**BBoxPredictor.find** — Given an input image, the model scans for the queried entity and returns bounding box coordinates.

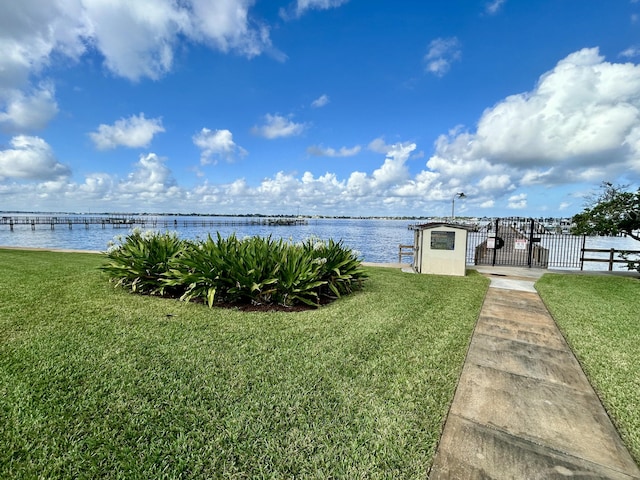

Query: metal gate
[467,218,585,269]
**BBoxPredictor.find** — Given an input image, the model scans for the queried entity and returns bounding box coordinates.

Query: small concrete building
[412,223,468,276]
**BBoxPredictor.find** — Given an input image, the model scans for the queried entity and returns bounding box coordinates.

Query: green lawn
[0,249,488,479]
[537,273,640,464]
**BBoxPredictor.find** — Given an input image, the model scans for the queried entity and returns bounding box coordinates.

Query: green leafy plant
[272,244,326,307]
[102,232,368,308]
[100,229,186,295]
[304,237,368,298]
[572,182,640,272]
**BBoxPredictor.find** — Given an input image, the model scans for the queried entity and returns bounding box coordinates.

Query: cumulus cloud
[0,141,419,214]
[0,0,88,92]
[78,173,116,198]
[311,94,330,108]
[0,135,70,180]
[251,114,307,139]
[7,47,640,215]
[0,83,59,132]
[0,1,83,130]
[422,47,640,205]
[0,0,277,85]
[306,144,360,157]
[83,0,281,80]
[193,128,248,165]
[122,153,175,190]
[117,153,181,205]
[424,37,461,77]
[89,114,165,150]
[371,142,414,187]
[508,193,527,209]
[81,0,184,81]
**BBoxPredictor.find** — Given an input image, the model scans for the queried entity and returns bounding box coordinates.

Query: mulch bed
[214,296,336,312]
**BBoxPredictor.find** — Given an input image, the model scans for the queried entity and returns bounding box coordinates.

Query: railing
[398,244,414,263]
[467,228,586,269]
[580,248,640,271]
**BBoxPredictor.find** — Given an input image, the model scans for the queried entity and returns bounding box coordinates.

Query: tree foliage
[571,183,640,272]
[571,183,640,241]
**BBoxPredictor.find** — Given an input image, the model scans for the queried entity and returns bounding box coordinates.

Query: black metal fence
[466,218,585,269]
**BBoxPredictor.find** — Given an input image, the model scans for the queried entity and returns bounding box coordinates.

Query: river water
[0,214,638,270]
[0,215,414,264]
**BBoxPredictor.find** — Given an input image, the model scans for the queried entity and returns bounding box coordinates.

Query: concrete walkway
[429,267,640,479]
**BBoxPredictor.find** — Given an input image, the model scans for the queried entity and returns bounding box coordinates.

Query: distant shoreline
[0,211,436,221]
[1,211,580,224]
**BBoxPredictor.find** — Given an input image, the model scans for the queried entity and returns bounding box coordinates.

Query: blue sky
[1,0,640,217]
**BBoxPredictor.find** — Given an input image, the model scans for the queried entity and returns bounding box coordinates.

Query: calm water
[1,214,638,269]
[0,215,415,264]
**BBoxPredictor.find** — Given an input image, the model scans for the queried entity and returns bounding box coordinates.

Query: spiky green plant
[102,232,367,308]
[100,229,186,295]
[304,237,368,298]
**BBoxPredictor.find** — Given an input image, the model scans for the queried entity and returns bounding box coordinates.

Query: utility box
[412,223,468,276]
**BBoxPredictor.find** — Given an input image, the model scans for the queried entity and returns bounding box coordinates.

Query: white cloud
[0,83,59,132]
[251,114,307,139]
[0,1,84,131]
[508,193,527,209]
[78,173,116,198]
[9,44,640,216]
[477,174,513,191]
[118,153,180,201]
[0,141,423,214]
[620,46,640,58]
[64,153,182,208]
[0,0,276,85]
[367,137,393,154]
[371,142,414,187]
[281,0,349,19]
[0,135,70,180]
[82,0,279,80]
[0,0,88,92]
[311,94,330,108]
[80,0,184,81]
[89,114,165,150]
[193,128,248,165]
[184,0,271,57]
[485,0,506,15]
[307,144,361,157]
[423,47,640,203]
[424,37,461,77]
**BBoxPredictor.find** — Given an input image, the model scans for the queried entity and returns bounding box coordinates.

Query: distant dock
[0,216,307,231]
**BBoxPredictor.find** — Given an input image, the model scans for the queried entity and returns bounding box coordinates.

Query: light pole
[451,192,466,221]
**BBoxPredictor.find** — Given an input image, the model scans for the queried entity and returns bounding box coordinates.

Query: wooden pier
[0,216,307,231]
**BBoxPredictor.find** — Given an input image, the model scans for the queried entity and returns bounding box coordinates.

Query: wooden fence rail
[580,248,640,271]
[398,244,414,263]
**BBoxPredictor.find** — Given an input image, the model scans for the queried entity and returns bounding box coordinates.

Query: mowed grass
[536,273,640,464]
[0,249,489,479]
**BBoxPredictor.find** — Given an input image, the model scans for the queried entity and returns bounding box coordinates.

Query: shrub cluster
[100,230,368,308]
